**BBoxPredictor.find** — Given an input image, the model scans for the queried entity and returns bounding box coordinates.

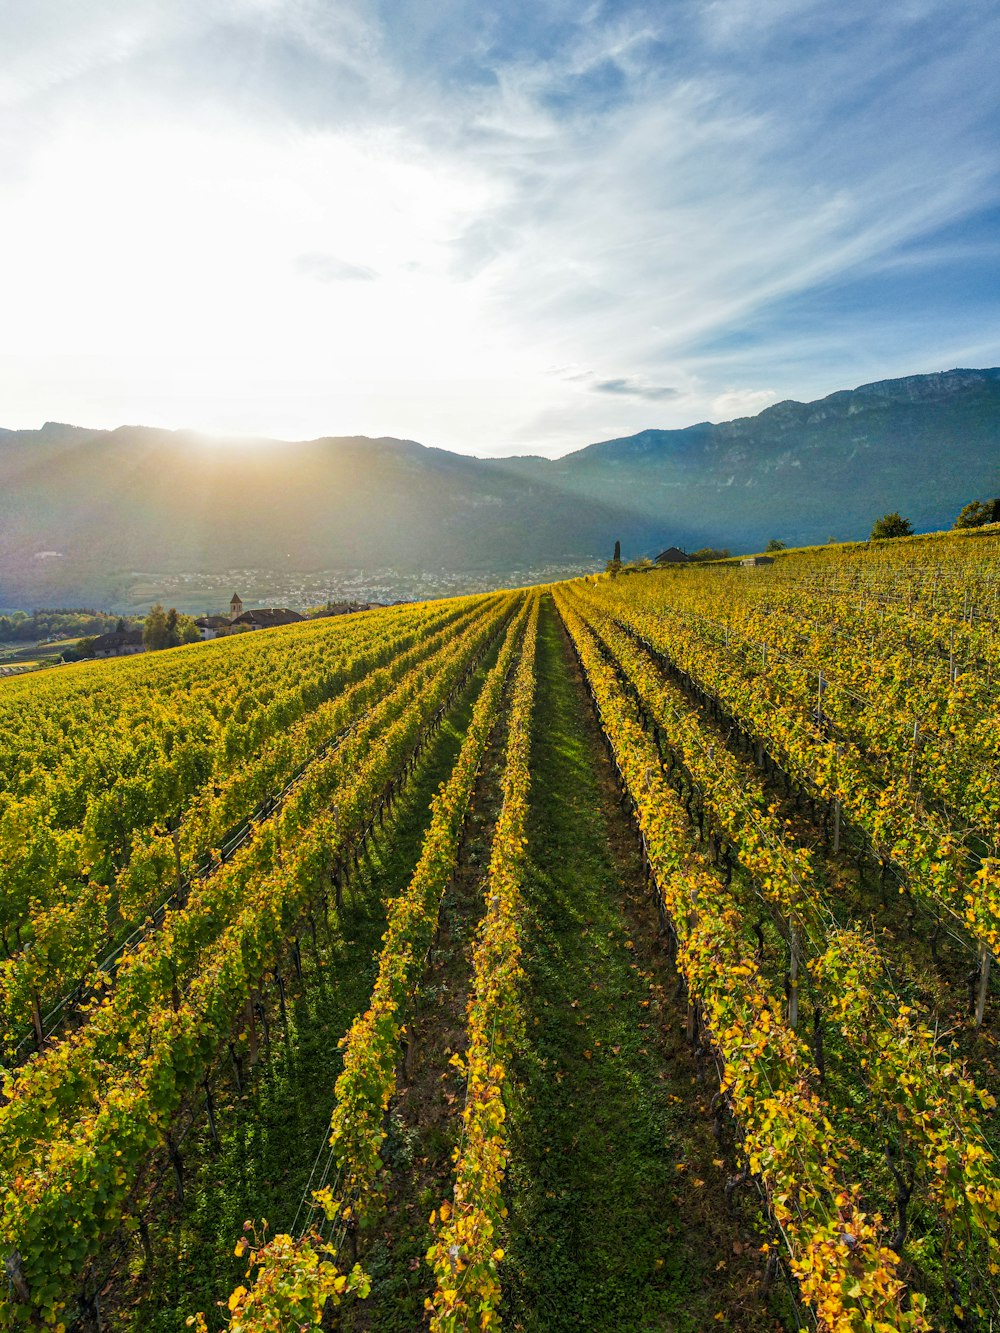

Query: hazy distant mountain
[1,368,998,607]
[498,366,1000,550]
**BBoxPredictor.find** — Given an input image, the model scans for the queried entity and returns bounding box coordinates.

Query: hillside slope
[516,366,1000,547]
[1,368,997,604]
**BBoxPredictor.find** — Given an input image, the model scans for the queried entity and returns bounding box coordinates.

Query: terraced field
[2,528,998,1331]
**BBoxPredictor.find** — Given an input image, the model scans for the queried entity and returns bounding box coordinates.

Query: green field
[0,637,80,673]
[0,533,997,1331]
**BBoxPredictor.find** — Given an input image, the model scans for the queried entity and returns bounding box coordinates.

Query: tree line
[870,495,1000,539]
[0,609,132,644]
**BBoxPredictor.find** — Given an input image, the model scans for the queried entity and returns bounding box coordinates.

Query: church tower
[230,591,243,621]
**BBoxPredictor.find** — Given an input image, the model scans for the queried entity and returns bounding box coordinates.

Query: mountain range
[1,367,998,608]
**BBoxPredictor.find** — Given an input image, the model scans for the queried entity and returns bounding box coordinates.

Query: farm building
[91,630,146,658]
[230,607,305,631]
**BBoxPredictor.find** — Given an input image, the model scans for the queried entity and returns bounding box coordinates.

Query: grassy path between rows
[502,597,782,1332]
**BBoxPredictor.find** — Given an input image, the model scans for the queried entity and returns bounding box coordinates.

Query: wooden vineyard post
[229,1040,244,1093]
[4,1249,30,1305]
[137,1212,154,1268]
[975,945,992,1028]
[30,991,44,1051]
[166,1134,185,1204]
[204,1078,219,1150]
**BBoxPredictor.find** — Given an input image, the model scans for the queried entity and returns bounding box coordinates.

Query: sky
[1,0,999,458]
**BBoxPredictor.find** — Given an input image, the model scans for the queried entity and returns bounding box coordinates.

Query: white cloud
[0,1,998,455]
[0,3,204,108]
[295,253,377,281]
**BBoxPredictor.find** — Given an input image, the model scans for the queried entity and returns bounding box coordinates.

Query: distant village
[89,593,375,659]
[0,546,779,676]
[93,552,779,662]
[194,592,304,639]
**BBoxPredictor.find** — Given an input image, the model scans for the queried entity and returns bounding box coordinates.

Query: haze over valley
[2,367,997,610]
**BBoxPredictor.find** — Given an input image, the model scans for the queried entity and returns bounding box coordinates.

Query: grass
[0,636,79,661]
[0,637,81,676]
[502,597,781,1333]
